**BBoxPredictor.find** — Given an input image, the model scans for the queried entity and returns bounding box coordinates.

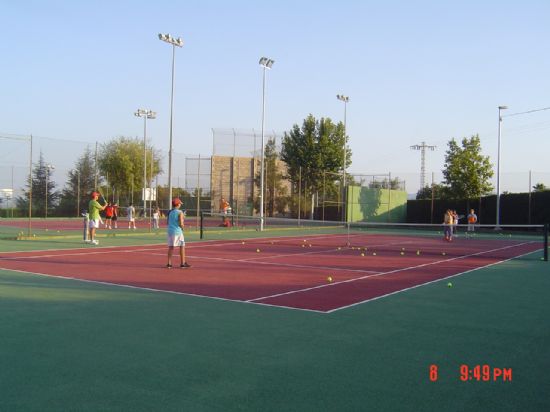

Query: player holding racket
[87,191,107,245]
[166,198,191,268]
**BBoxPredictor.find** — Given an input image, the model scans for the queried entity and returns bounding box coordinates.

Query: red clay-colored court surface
[0,233,542,313]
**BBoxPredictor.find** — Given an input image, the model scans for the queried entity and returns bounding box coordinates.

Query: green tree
[280,115,351,217]
[533,183,549,192]
[442,135,493,199]
[56,147,97,216]
[415,183,449,200]
[16,151,59,216]
[97,137,162,205]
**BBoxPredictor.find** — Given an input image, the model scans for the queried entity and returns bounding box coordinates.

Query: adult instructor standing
[87,191,107,245]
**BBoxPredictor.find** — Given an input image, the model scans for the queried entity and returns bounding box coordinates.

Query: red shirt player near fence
[219,197,231,227]
[104,203,114,229]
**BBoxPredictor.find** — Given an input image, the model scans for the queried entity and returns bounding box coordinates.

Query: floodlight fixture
[337,94,349,103]
[259,57,274,69]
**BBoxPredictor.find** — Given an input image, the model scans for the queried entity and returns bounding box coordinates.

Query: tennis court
[0,222,545,312]
[1,218,549,411]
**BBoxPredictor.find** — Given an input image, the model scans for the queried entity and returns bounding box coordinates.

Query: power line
[503,106,550,118]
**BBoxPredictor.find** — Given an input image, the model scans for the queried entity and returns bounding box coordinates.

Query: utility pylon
[410,142,436,189]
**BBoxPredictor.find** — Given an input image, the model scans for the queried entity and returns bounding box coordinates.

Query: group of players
[86,191,190,269]
[443,208,478,241]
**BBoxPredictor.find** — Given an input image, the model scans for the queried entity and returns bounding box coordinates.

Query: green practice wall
[347,186,407,223]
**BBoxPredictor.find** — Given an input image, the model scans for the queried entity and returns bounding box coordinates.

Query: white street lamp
[158,33,183,209]
[259,57,274,231]
[337,94,349,222]
[496,105,508,228]
[135,108,156,218]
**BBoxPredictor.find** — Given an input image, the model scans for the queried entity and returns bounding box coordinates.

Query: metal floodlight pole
[337,94,349,222]
[496,105,508,228]
[135,108,156,218]
[158,33,183,209]
[259,57,274,231]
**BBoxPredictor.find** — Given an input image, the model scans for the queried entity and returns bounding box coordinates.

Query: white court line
[0,246,165,260]
[170,254,382,275]
[0,243,165,255]
[246,241,536,303]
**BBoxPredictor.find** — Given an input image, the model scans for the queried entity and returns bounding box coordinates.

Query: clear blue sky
[1,0,549,194]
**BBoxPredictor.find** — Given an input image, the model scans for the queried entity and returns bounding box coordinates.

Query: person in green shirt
[88,191,107,245]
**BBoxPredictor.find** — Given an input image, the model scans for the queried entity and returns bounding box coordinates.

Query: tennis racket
[96,188,108,204]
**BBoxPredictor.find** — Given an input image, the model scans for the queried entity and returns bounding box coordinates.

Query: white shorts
[89,219,100,229]
[167,233,185,247]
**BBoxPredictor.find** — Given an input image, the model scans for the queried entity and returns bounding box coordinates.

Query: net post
[200,211,204,239]
[83,212,89,242]
[544,224,548,262]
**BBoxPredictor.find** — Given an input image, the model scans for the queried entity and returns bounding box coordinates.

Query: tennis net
[199,212,548,261]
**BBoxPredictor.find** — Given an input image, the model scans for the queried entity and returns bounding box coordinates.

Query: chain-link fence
[2,131,548,223]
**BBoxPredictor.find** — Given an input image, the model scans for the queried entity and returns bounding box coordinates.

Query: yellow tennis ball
[447,282,453,288]
[361,253,365,257]
[256,248,260,253]
[327,276,333,283]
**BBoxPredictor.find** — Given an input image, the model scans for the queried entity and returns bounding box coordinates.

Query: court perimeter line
[246,241,536,303]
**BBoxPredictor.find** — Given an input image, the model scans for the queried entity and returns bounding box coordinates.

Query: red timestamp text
[428,364,512,382]
[459,364,512,382]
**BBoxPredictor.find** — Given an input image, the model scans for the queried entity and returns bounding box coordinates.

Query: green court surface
[0,230,549,411]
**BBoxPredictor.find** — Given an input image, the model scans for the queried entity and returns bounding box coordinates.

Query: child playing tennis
[166,198,191,268]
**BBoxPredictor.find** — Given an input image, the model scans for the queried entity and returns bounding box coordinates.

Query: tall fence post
[544,223,548,262]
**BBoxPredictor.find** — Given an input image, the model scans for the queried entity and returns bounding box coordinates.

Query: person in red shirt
[111,203,119,229]
[219,197,231,227]
[104,202,114,229]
